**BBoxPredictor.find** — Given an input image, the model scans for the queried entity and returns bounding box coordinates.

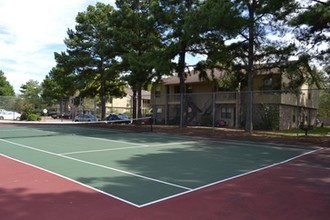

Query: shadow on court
[0,123,320,207]
[1,148,330,220]
[1,124,330,219]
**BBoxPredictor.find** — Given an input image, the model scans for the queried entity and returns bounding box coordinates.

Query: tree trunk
[137,84,142,119]
[178,50,187,128]
[132,89,137,120]
[245,2,255,133]
[100,68,106,120]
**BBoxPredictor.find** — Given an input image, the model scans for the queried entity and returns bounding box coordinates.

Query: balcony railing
[157,89,319,108]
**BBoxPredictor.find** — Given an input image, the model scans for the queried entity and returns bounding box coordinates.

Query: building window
[174,86,180,94]
[221,107,231,119]
[155,86,161,98]
[143,99,150,105]
[308,91,312,100]
[263,77,273,90]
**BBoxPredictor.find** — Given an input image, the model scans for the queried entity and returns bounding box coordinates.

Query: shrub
[199,115,213,126]
[26,113,41,121]
[20,111,41,121]
[260,104,279,130]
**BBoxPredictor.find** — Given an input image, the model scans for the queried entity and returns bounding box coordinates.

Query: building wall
[151,74,320,130]
[105,92,151,116]
[279,105,296,130]
[105,95,131,114]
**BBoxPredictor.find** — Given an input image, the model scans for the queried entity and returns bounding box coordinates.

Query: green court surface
[0,124,316,207]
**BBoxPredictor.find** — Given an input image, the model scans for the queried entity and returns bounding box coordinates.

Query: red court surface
[1,147,330,220]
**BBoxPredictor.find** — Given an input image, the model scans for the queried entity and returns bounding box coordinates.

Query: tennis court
[0,122,319,209]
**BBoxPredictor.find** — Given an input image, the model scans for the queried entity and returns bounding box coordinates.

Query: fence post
[212,92,216,128]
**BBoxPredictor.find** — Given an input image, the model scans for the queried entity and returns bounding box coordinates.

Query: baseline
[0,153,138,207]
[139,147,322,207]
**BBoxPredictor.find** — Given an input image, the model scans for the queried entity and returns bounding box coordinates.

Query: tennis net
[0,117,153,139]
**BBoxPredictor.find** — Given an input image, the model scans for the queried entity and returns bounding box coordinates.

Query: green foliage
[199,115,213,126]
[150,0,242,127]
[52,2,124,119]
[114,0,163,118]
[290,0,330,40]
[19,108,41,121]
[41,66,77,104]
[318,78,330,117]
[38,0,327,131]
[228,0,299,132]
[0,71,15,96]
[20,113,41,121]
[191,0,243,35]
[281,57,320,91]
[19,112,28,120]
[259,104,279,130]
[269,126,330,137]
[16,80,42,113]
[289,0,330,73]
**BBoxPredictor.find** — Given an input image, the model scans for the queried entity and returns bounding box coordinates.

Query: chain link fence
[1,88,326,130]
[0,95,151,121]
[150,89,324,130]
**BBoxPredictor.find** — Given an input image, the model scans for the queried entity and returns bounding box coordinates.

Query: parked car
[74,114,98,122]
[51,113,71,119]
[106,113,131,124]
[0,110,21,120]
[48,112,58,118]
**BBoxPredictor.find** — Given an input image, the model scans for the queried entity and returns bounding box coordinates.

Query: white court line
[138,147,323,207]
[1,137,321,208]
[86,136,147,146]
[61,141,196,156]
[0,153,140,207]
[0,139,192,193]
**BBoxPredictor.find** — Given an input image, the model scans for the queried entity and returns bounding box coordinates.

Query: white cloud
[0,0,115,94]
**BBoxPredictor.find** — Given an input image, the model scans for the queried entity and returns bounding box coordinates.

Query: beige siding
[151,70,320,130]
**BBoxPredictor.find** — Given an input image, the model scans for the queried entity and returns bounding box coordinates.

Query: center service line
[0,139,192,191]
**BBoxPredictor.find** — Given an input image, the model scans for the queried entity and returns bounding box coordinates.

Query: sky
[0,0,116,94]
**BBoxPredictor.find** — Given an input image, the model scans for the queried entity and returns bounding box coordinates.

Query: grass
[265,126,330,137]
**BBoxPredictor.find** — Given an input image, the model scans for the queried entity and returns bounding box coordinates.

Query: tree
[41,64,77,113]
[59,2,125,119]
[223,0,299,132]
[41,66,77,104]
[0,70,15,111]
[289,1,330,119]
[18,80,41,113]
[168,0,299,131]
[290,0,330,74]
[0,70,15,96]
[290,0,329,48]
[187,0,246,93]
[150,0,242,127]
[114,0,162,119]
[318,77,330,117]
[151,0,206,127]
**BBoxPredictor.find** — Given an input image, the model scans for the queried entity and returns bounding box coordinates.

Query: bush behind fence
[0,88,325,130]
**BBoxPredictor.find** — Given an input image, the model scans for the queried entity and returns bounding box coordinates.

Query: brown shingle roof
[162,69,225,85]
